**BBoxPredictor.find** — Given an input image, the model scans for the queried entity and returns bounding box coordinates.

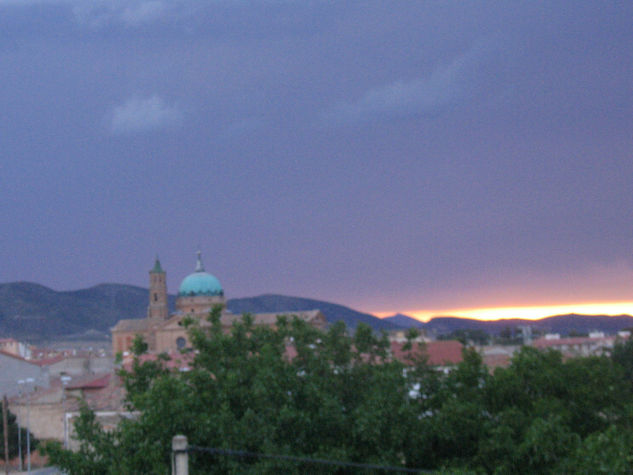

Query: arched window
[176,337,186,349]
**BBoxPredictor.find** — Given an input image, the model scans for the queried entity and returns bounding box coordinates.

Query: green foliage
[494,326,522,345]
[568,329,588,337]
[563,425,633,473]
[0,408,37,461]
[48,309,430,473]
[438,329,490,345]
[47,313,633,474]
[611,337,633,384]
[44,404,121,475]
[130,334,148,356]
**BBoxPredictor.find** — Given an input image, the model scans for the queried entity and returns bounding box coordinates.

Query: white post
[26,397,30,475]
[172,435,188,475]
[16,380,23,472]
[60,376,72,450]
[25,377,34,475]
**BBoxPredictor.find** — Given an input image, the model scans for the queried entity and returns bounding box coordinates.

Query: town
[1,0,631,473]
[2,253,632,472]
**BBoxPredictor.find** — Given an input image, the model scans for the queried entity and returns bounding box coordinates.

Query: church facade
[111,252,327,354]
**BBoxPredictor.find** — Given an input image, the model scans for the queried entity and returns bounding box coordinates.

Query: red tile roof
[390,340,463,366]
[482,353,512,370]
[67,374,111,390]
[30,354,66,366]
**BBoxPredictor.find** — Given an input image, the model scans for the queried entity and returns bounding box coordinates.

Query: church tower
[147,256,169,320]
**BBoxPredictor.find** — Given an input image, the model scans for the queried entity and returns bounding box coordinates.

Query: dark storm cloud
[1,1,632,312]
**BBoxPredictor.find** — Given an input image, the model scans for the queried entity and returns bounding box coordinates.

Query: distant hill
[0,282,399,341]
[423,316,507,335]
[524,314,633,335]
[1,281,631,342]
[0,282,177,341]
[227,294,401,331]
[383,313,426,329]
[421,314,633,336]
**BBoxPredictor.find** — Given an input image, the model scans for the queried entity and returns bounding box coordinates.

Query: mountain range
[404,314,633,337]
[0,282,399,341]
[0,282,632,342]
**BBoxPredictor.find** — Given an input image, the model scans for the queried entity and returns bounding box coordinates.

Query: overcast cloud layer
[1,1,632,314]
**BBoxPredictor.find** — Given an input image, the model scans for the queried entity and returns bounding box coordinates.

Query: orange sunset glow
[376,301,633,323]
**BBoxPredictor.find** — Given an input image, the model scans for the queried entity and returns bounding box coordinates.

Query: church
[111,252,327,354]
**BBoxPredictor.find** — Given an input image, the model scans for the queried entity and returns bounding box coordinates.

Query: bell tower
[147,256,168,320]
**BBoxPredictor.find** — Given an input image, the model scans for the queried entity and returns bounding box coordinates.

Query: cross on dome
[195,250,204,272]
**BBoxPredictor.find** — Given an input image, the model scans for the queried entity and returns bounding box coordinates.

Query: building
[0,338,32,359]
[112,252,327,354]
[389,340,464,372]
[40,351,114,378]
[531,332,629,358]
[387,329,430,343]
[0,351,49,397]
[10,373,128,445]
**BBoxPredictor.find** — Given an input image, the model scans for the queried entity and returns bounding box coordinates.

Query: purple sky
[1,1,632,315]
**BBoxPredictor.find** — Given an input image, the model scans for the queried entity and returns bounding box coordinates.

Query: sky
[1,1,632,321]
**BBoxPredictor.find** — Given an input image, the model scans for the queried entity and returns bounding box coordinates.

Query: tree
[474,346,630,473]
[611,337,633,385]
[44,404,120,475]
[0,408,38,464]
[46,309,633,474]
[438,329,490,345]
[562,425,633,473]
[47,308,430,474]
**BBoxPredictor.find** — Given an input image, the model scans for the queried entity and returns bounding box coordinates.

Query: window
[176,337,186,349]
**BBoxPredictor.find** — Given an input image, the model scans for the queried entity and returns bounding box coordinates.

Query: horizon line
[373,301,633,323]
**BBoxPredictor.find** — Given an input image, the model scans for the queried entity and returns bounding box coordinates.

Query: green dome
[178,272,223,297]
[178,251,224,297]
